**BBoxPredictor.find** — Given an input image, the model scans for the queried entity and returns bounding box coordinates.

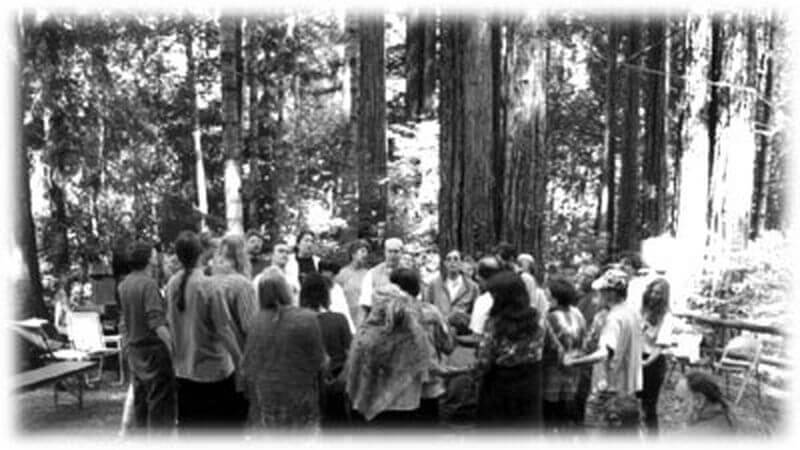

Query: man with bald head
[358,237,404,317]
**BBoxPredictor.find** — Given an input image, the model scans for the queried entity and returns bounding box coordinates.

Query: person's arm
[143,280,173,356]
[209,287,243,365]
[565,315,619,368]
[238,280,259,339]
[358,269,373,309]
[433,308,455,355]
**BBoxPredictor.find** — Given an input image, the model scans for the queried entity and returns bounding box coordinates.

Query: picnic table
[15,360,99,408]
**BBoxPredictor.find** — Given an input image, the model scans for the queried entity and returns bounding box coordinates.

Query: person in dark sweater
[300,272,353,426]
[117,240,176,434]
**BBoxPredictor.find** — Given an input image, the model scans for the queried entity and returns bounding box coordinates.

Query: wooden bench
[15,360,99,408]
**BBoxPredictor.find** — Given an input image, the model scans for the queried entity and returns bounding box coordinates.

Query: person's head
[493,242,518,269]
[245,229,264,255]
[676,371,732,425]
[461,256,476,279]
[548,275,579,308]
[296,230,316,257]
[198,231,218,265]
[517,253,534,274]
[299,272,331,311]
[444,250,462,277]
[384,237,404,268]
[257,271,293,310]
[389,267,421,298]
[173,231,203,312]
[486,272,538,340]
[616,251,643,276]
[270,238,292,268]
[348,239,370,266]
[591,268,629,307]
[641,278,670,325]
[476,255,503,289]
[126,241,156,272]
[404,242,425,269]
[576,263,602,294]
[317,259,340,279]
[218,234,252,278]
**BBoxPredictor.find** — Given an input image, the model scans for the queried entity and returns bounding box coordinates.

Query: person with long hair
[674,371,738,434]
[473,271,544,427]
[242,271,328,430]
[542,276,587,431]
[212,233,258,424]
[300,272,352,427]
[639,278,675,434]
[164,230,243,432]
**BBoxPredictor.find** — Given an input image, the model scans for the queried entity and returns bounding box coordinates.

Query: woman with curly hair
[473,271,544,427]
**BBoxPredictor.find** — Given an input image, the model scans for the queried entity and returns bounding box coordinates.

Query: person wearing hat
[563,268,644,434]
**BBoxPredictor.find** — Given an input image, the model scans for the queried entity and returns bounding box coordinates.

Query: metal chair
[51,311,121,385]
[712,333,762,405]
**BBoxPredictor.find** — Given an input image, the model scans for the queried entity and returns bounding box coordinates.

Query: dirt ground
[14,361,785,439]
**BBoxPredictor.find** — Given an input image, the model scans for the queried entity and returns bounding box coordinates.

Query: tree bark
[185,26,209,232]
[706,14,724,229]
[221,15,244,234]
[600,20,620,255]
[356,13,387,241]
[642,17,668,237]
[421,12,437,116]
[750,14,774,239]
[617,19,642,253]
[246,19,261,231]
[405,9,424,119]
[438,16,496,256]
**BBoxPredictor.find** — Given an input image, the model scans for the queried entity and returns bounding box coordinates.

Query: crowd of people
[112,228,738,437]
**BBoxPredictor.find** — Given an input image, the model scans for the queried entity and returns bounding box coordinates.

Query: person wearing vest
[424,249,479,335]
[286,230,320,288]
[358,237,403,318]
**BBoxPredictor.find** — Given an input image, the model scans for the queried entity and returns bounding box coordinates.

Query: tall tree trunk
[356,13,387,241]
[491,19,504,242]
[750,14,774,240]
[221,15,244,234]
[405,9,424,119]
[185,26,208,232]
[617,19,642,253]
[246,19,261,231]
[17,18,47,320]
[439,16,496,256]
[503,14,548,269]
[600,20,620,255]
[421,12,437,116]
[643,17,668,237]
[706,14,724,229]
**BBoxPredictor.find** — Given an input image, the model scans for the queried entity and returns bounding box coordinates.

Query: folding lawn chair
[712,333,762,405]
[51,311,121,385]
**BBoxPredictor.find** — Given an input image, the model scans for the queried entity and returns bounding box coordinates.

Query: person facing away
[424,249,480,336]
[286,229,320,288]
[472,271,545,428]
[493,242,550,330]
[245,229,269,279]
[358,237,404,319]
[242,272,328,430]
[211,234,258,349]
[563,268,644,434]
[673,371,738,435]
[164,230,243,431]
[317,260,356,334]
[541,275,587,431]
[300,272,353,427]
[334,239,370,329]
[117,240,176,433]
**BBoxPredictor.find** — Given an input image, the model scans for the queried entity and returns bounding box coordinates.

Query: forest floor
[14,355,786,439]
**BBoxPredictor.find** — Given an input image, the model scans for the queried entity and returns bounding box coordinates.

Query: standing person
[242,272,328,430]
[639,278,676,434]
[345,268,438,428]
[286,230,320,288]
[198,232,219,276]
[563,268,644,434]
[573,263,602,426]
[165,231,243,432]
[541,276,587,431]
[425,250,479,336]
[117,240,176,434]
[253,238,300,304]
[472,272,545,428]
[334,239,371,329]
[299,273,353,427]
[494,243,550,329]
[358,237,404,318]
[245,230,269,279]
[212,234,259,424]
[317,260,356,334]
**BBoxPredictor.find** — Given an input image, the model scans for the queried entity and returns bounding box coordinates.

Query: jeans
[128,340,177,433]
[640,353,667,433]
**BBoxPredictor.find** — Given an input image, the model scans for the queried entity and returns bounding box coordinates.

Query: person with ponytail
[675,371,738,434]
[240,270,328,430]
[164,230,243,432]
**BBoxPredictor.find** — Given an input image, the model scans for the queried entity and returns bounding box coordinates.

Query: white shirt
[469,292,493,335]
[329,283,356,334]
[445,275,464,301]
[252,265,301,306]
[357,262,392,308]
